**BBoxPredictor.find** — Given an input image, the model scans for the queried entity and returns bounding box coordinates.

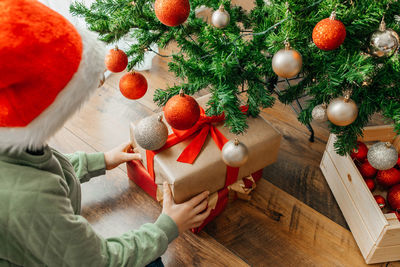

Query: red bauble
[376,168,400,188]
[351,141,368,162]
[374,195,386,209]
[312,12,346,51]
[155,0,190,27]
[397,154,400,168]
[164,91,200,130]
[388,184,400,210]
[119,72,148,100]
[358,160,377,179]
[364,178,376,191]
[105,48,128,73]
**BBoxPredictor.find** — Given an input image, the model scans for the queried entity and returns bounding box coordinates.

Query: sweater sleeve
[64,151,106,183]
[27,177,179,267]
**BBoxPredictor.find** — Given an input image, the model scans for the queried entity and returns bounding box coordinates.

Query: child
[0,0,211,266]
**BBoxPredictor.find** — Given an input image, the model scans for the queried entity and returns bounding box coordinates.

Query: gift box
[127,94,281,232]
[129,94,281,203]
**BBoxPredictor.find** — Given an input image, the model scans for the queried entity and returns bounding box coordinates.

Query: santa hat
[0,0,105,150]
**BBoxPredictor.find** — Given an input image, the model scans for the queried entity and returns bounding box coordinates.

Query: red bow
[146,106,248,188]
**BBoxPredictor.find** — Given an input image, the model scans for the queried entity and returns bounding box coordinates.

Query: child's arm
[64,142,141,183]
[26,177,210,267]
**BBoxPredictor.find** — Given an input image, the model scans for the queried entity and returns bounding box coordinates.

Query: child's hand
[104,142,142,170]
[162,182,212,233]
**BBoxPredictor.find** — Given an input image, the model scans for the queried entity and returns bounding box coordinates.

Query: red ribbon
[146,106,248,189]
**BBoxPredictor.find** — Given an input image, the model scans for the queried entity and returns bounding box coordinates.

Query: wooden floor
[48,50,400,266]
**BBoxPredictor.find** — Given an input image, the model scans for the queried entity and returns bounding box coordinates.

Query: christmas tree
[71,0,400,155]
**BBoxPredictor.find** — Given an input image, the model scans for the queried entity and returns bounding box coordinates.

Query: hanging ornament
[367,142,398,170]
[119,72,148,100]
[135,115,168,151]
[327,94,358,126]
[364,178,376,191]
[105,46,128,73]
[221,138,249,167]
[351,141,368,162]
[211,5,230,29]
[388,184,400,210]
[312,11,346,51]
[358,160,377,179]
[374,195,386,209]
[154,0,190,27]
[164,89,200,130]
[376,168,400,188]
[272,42,302,78]
[368,17,399,57]
[311,104,328,123]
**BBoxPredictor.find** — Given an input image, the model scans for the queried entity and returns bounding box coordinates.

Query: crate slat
[325,136,387,241]
[320,151,375,258]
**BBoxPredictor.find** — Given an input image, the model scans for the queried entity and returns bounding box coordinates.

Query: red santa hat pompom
[0,0,105,150]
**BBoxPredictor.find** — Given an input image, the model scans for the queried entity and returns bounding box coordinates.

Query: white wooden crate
[320,125,400,264]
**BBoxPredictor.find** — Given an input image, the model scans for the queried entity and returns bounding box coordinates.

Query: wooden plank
[321,150,375,259]
[360,125,397,143]
[377,225,400,248]
[204,178,378,267]
[326,135,387,242]
[259,104,349,228]
[368,244,400,264]
[49,127,250,267]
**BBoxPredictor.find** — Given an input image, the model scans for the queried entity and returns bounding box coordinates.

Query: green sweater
[0,146,178,267]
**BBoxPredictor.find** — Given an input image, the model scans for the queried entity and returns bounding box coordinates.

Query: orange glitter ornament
[312,11,346,51]
[119,72,148,100]
[105,47,128,73]
[164,90,200,130]
[155,0,190,27]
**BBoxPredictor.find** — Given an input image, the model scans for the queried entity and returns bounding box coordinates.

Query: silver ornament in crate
[211,5,230,29]
[222,138,249,167]
[272,42,302,78]
[135,115,168,151]
[327,94,358,126]
[367,142,398,170]
[312,104,328,123]
[368,18,399,57]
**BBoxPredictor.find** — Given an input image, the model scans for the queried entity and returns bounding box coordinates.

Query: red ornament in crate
[164,90,200,130]
[312,11,346,51]
[374,195,386,209]
[388,184,400,210]
[376,168,400,188]
[364,178,376,191]
[397,154,400,168]
[351,141,368,162]
[119,72,148,100]
[358,160,377,179]
[105,47,128,73]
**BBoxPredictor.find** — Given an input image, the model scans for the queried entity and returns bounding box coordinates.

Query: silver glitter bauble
[134,115,168,151]
[272,42,302,78]
[367,142,398,170]
[312,104,328,123]
[369,19,399,57]
[327,95,358,126]
[211,5,230,29]
[222,138,249,167]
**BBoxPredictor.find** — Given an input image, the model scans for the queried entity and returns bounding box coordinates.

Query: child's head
[0,0,105,151]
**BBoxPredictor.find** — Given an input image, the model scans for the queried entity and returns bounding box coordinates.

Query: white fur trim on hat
[0,27,106,151]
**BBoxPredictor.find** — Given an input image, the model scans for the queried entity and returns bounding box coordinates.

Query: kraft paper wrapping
[131,94,282,203]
